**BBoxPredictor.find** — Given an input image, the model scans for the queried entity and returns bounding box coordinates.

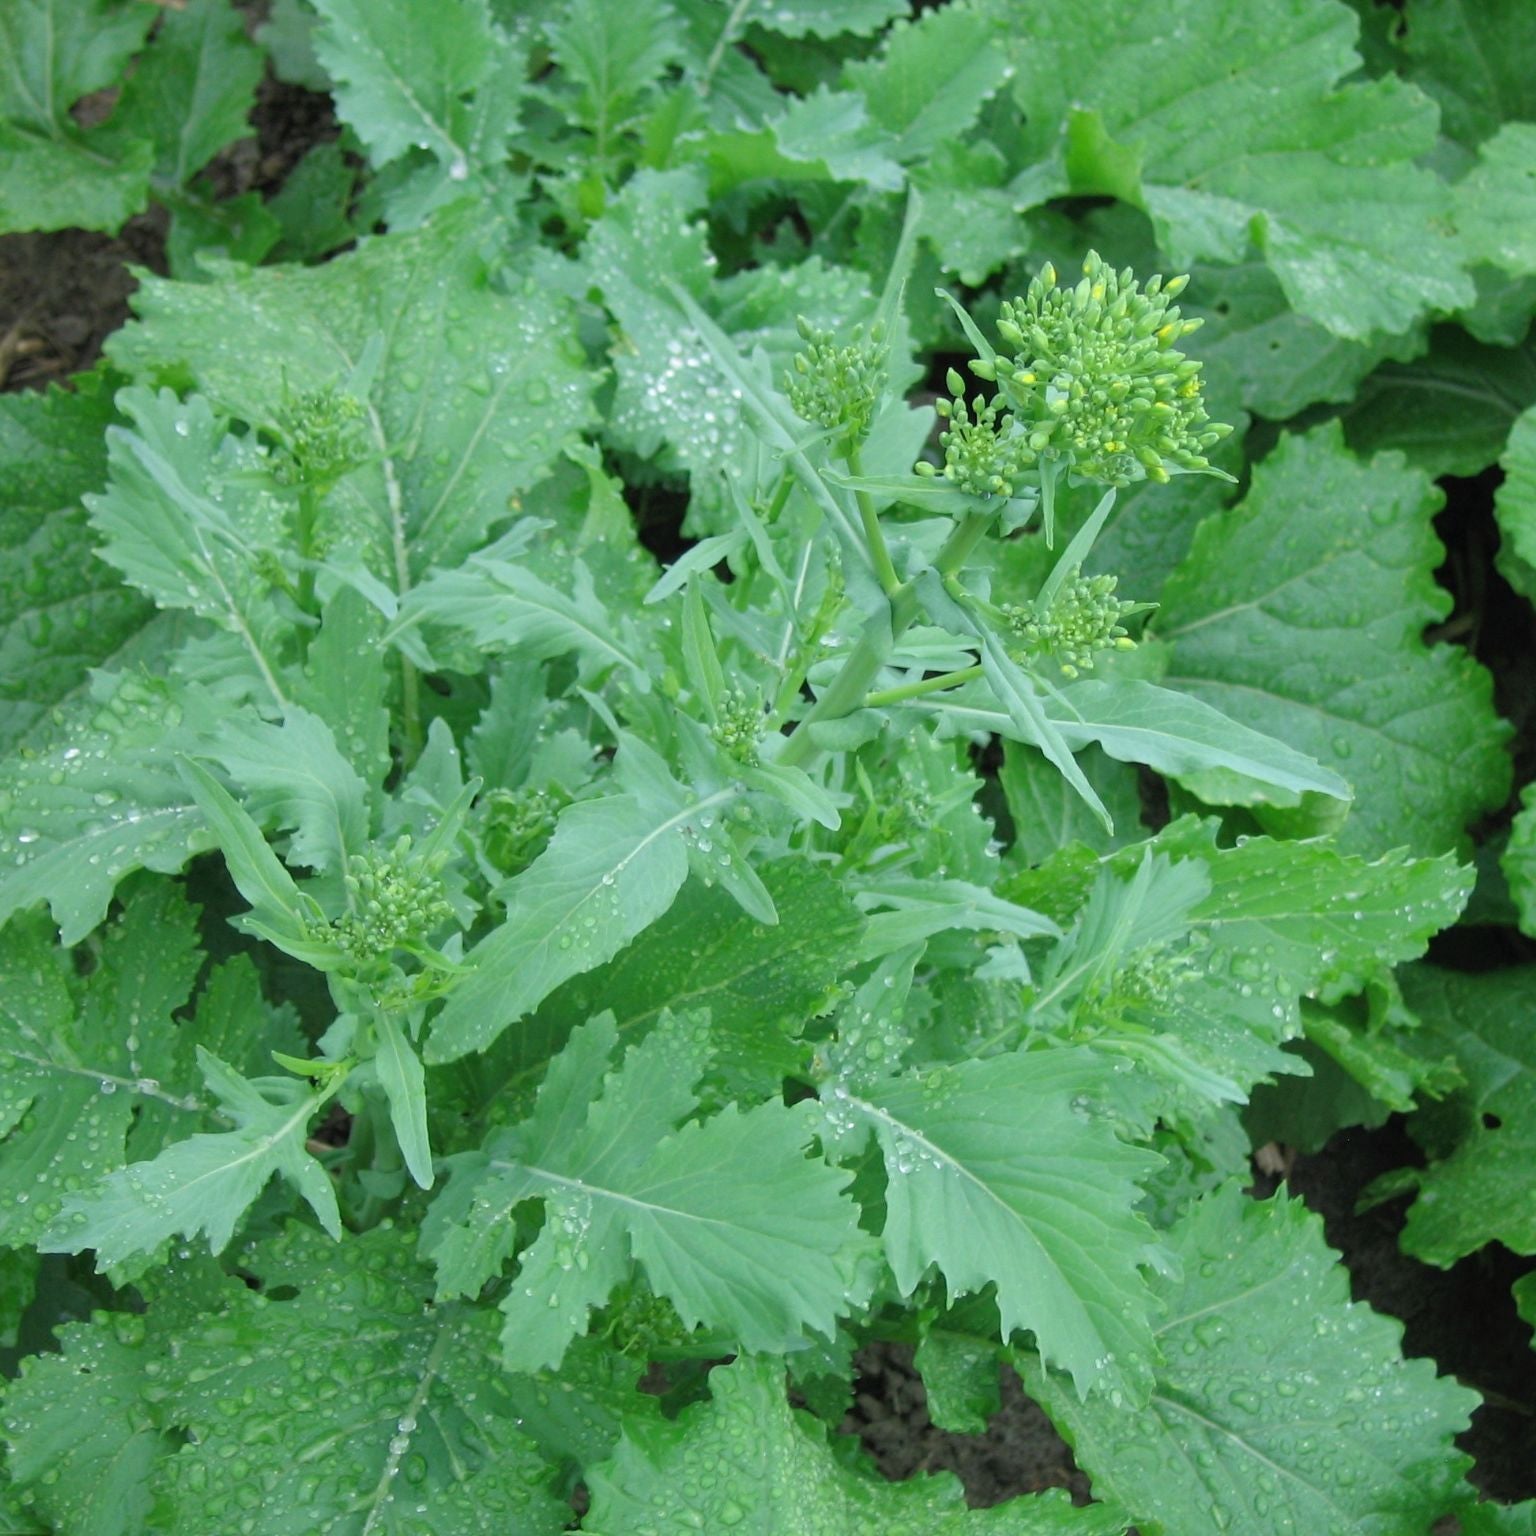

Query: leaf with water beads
[1156,423,1510,857]
[426,1013,868,1373]
[106,202,595,585]
[42,1046,342,1267]
[583,1353,1132,1535]
[0,671,213,945]
[428,789,716,1062]
[3,1224,569,1536]
[0,882,203,1250]
[0,382,154,754]
[832,1046,1166,1402]
[1021,1183,1479,1536]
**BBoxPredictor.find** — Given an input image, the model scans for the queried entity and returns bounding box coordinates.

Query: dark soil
[4,50,1534,1528]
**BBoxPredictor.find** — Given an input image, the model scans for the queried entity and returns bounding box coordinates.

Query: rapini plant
[0,2,1530,1534]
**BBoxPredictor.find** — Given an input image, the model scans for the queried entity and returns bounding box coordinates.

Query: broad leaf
[0,884,202,1248]
[1022,1185,1479,1536]
[1367,965,1536,1266]
[107,205,596,586]
[997,0,1471,338]
[831,1047,1165,1401]
[428,786,731,1062]
[1156,423,1509,857]
[110,0,264,189]
[428,1014,866,1370]
[584,1355,1132,1536]
[0,0,154,232]
[4,1225,568,1535]
[0,672,211,944]
[0,383,151,753]
[44,1047,341,1266]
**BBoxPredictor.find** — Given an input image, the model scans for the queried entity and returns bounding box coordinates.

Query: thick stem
[864,664,983,709]
[775,507,998,771]
[848,446,902,598]
[776,582,919,770]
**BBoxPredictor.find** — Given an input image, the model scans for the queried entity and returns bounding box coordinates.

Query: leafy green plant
[2,0,1534,1532]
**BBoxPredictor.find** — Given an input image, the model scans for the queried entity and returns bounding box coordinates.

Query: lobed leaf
[1022,1184,1479,1536]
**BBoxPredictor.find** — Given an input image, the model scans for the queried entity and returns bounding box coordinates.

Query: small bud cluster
[1003,568,1140,678]
[988,252,1229,486]
[603,1283,691,1358]
[332,837,453,961]
[483,784,564,876]
[710,689,765,767]
[271,386,368,490]
[1081,936,1203,1028]
[786,315,887,441]
[919,368,1035,497]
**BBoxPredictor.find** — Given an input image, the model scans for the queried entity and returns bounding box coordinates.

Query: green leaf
[1368,966,1536,1266]
[375,1009,433,1189]
[87,387,294,704]
[546,0,684,138]
[914,1327,1002,1436]
[1185,259,1425,423]
[109,0,264,188]
[1494,400,1536,609]
[293,585,393,795]
[0,672,212,945]
[1504,780,1536,935]
[0,382,153,753]
[107,204,596,585]
[978,630,1110,833]
[0,883,203,1248]
[998,743,1143,865]
[43,1046,341,1266]
[429,787,727,1062]
[1156,423,1510,857]
[831,1047,1165,1401]
[1394,0,1536,149]
[395,542,652,685]
[1453,123,1536,279]
[1341,327,1536,479]
[584,1354,1129,1535]
[4,1225,569,1536]
[1022,1184,1479,1536]
[429,1014,866,1370]
[1,1310,173,1536]
[0,0,155,232]
[309,0,499,170]
[998,0,1471,338]
[1047,679,1352,807]
[523,855,865,1096]
[177,756,332,964]
[844,3,1010,163]
[1190,835,1471,1015]
[199,705,371,877]
[745,0,908,38]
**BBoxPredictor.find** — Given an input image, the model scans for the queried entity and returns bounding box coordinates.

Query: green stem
[864,664,982,709]
[848,446,902,598]
[776,507,998,771]
[934,510,996,579]
[351,1090,404,1231]
[296,485,320,615]
[777,583,918,770]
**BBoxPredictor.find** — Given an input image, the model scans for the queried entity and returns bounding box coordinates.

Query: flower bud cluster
[987,252,1229,486]
[333,836,453,961]
[1003,568,1140,679]
[710,689,765,767]
[921,368,1035,497]
[483,784,564,876]
[271,386,368,490]
[786,315,887,441]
